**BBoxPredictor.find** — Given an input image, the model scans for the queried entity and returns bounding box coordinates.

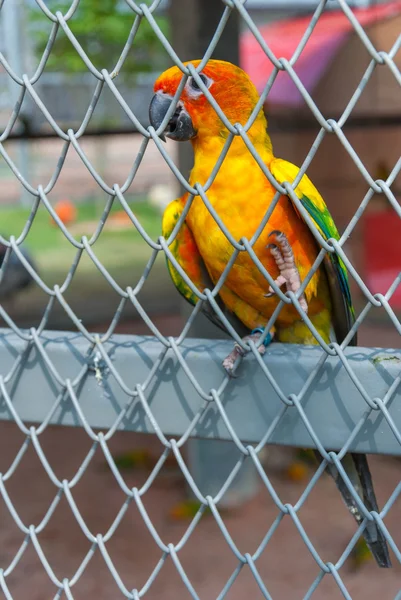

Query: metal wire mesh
[0,0,401,598]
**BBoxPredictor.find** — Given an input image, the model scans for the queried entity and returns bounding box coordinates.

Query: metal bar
[0,328,400,455]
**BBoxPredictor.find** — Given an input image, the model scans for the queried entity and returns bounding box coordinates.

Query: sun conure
[149,59,391,568]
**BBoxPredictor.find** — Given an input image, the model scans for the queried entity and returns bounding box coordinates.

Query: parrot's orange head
[149,60,266,144]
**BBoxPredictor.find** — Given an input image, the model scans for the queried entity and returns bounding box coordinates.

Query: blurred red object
[363,210,401,309]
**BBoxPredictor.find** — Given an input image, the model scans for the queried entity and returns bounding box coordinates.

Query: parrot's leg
[266,230,308,314]
[222,328,274,377]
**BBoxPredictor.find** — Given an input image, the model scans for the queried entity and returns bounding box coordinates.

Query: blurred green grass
[0,198,178,328]
[1,199,163,274]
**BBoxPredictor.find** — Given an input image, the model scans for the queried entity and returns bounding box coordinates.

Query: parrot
[148,59,391,568]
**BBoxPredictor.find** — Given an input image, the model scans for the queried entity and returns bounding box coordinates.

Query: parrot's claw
[222,329,272,377]
[265,230,308,315]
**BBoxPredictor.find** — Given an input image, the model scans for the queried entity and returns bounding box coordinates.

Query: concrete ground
[0,317,400,599]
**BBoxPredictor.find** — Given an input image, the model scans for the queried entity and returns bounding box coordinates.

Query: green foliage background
[31,0,170,77]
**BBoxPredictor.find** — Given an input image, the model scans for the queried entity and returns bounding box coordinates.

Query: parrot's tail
[314,450,392,568]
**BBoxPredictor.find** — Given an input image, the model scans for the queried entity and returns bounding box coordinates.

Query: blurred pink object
[240,0,401,106]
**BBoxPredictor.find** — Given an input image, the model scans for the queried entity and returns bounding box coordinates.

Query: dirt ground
[0,317,400,599]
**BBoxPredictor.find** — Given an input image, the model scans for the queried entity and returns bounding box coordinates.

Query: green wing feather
[271,158,356,345]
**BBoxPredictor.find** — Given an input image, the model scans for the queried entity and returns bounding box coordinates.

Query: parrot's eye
[188,74,209,93]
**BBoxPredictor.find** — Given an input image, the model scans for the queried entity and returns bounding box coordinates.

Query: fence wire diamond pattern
[0,0,401,598]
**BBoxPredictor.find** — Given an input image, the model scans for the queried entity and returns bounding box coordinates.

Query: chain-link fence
[0,0,401,598]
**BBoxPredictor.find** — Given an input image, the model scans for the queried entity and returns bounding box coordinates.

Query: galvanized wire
[0,0,401,598]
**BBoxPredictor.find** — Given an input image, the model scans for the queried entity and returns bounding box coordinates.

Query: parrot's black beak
[149,91,196,142]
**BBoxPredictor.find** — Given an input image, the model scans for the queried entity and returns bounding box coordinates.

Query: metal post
[1,0,31,206]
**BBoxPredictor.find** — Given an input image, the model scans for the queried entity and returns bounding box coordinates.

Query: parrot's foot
[222,328,273,377]
[266,230,308,314]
